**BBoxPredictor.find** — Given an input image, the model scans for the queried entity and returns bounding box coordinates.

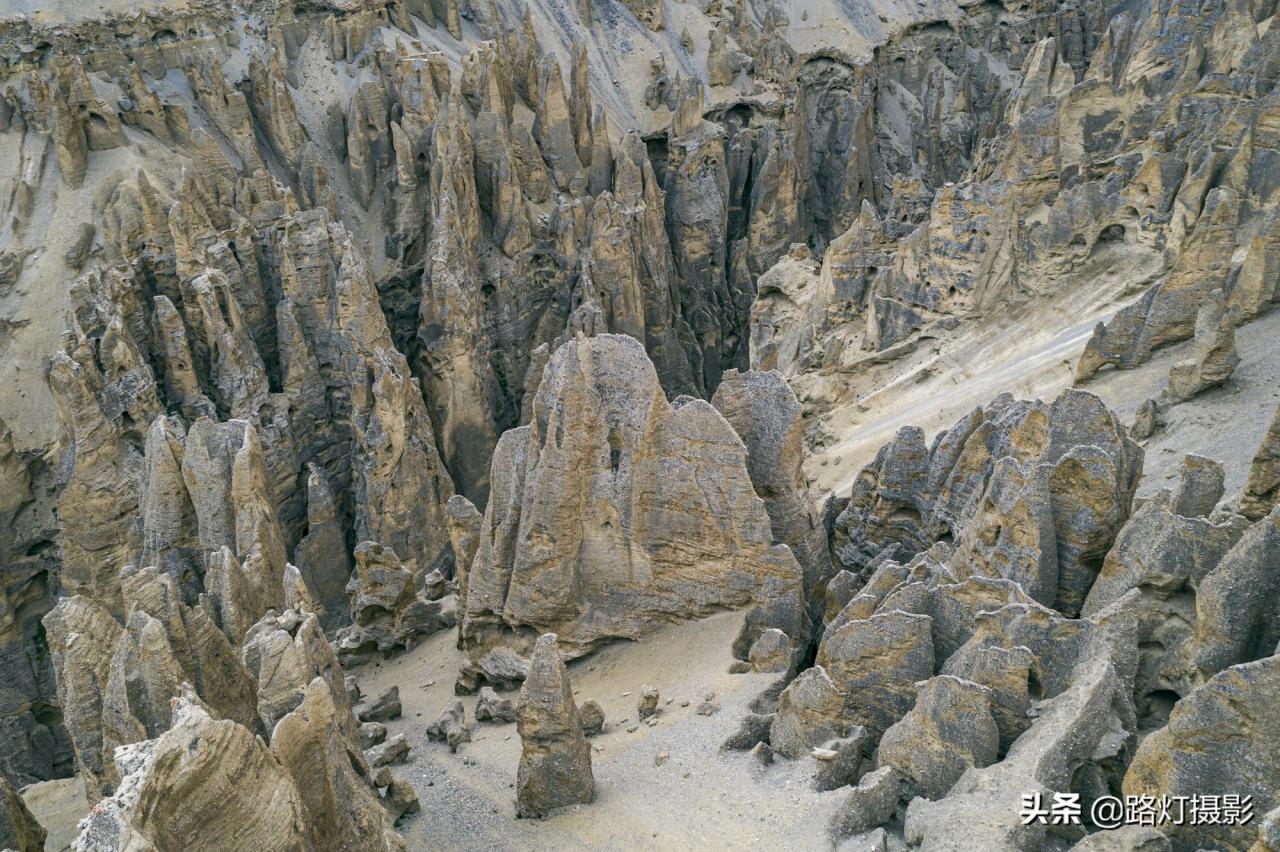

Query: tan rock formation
[516,634,594,818]
[460,334,803,689]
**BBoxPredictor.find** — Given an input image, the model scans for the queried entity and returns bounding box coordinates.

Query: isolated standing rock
[1241,401,1280,520]
[578,700,605,736]
[1129,399,1164,441]
[516,634,594,818]
[1169,454,1224,519]
[637,686,660,720]
[426,700,472,752]
[1163,290,1239,403]
[459,334,803,688]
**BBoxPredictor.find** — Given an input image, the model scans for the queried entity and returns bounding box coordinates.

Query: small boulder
[748,628,792,673]
[475,687,517,724]
[1169,454,1224,519]
[812,729,869,792]
[637,685,660,720]
[426,699,472,752]
[578,700,605,736]
[1129,399,1165,441]
[829,766,902,841]
[366,733,410,767]
[358,721,388,749]
[382,778,420,823]
[360,686,402,722]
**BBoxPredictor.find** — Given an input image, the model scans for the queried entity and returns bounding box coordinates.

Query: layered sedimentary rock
[458,334,804,689]
[712,369,834,618]
[831,388,1142,617]
[73,689,401,851]
[1125,654,1280,852]
[334,541,455,664]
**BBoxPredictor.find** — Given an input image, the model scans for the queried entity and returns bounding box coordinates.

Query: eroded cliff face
[0,0,1278,846]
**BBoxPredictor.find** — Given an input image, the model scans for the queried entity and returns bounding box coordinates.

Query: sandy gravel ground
[354,610,844,851]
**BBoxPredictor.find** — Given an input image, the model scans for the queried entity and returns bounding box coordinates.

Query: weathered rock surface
[0,774,45,852]
[73,690,402,851]
[1163,291,1240,403]
[425,700,471,752]
[829,766,901,842]
[336,542,456,664]
[578,700,605,737]
[876,675,999,800]
[1242,401,1280,521]
[516,634,594,818]
[475,687,516,724]
[5,0,1280,845]
[1125,654,1280,852]
[460,334,803,689]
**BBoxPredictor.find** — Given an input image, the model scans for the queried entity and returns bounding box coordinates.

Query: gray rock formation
[475,687,517,724]
[876,675,999,800]
[1242,401,1280,521]
[516,634,594,818]
[1125,653,1280,852]
[1163,290,1239,403]
[3,0,1280,845]
[73,689,401,851]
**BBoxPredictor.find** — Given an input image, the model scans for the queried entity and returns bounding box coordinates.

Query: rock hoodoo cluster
[0,0,1277,846]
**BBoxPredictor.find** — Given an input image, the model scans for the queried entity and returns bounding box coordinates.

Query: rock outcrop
[1125,654,1280,852]
[515,634,594,818]
[459,334,803,689]
[335,542,456,664]
[0,774,46,852]
[1242,401,1280,521]
[3,0,1280,845]
[1163,290,1239,403]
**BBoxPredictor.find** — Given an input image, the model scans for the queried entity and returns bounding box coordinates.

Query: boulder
[637,686,660,720]
[1163,290,1239,404]
[360,687,402,724]
[578,700,605,737]
[425,700,472,752]
[828,766,902,841]
[365,734,411,768]
[475,687,517,724]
